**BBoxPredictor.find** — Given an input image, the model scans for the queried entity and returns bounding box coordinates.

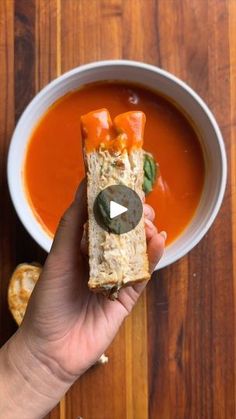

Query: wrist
[0,329,75,418]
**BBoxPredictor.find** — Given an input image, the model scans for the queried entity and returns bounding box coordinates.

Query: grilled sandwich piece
[8,263,42,326]
[81,109,150,299]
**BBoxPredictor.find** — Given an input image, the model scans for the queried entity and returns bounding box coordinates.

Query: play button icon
[93,185,143,234]
[110,201,128,219]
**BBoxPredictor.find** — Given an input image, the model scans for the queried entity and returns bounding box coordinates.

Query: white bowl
[7,60,227,269]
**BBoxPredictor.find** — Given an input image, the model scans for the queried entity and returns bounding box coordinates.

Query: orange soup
[25,82,205,245]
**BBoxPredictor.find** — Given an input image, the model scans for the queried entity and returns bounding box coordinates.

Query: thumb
[50,179,87,258]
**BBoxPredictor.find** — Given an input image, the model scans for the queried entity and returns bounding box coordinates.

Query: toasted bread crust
[88,275,150,300]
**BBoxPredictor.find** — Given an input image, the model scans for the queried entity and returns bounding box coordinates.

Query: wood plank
[60,0,100,68]
[35,0,59,90]
[13,0,44,267]
[147,1,235,418]
[14,0,36,121]
[229,1,236,418]
[0,0,15,346]
[65,299,148,419]
[156,0,208,95]
[206,3,234,418]
[122,0,160,65]
[229,6,236,202]
[66,326,127,419]
[124,293,148,419]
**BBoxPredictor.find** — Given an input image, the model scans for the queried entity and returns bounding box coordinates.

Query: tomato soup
[24,82,205,245]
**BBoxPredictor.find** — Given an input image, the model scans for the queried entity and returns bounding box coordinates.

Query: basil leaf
[149,157,157,179]
[143,152,158,195]
[144,159,153,181]
[143,178,153,195]
[96,193,111,225]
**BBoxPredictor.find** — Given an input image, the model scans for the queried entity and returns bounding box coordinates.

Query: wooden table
[0,1,235,418]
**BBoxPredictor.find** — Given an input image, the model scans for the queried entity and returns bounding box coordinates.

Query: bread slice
[8,263,42,325]
[81,109,150,299]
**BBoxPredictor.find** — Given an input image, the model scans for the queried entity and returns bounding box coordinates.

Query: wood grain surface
[0,1,235,418]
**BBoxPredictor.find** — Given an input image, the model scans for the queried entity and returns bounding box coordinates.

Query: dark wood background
[0,1,235,418]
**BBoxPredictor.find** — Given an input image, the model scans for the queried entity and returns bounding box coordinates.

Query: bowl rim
[7,59,227,268]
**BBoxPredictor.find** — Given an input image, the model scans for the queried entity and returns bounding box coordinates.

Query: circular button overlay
[93,185,143,234]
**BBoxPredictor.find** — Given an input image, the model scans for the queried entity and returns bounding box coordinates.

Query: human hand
[1,179,165,418]
[22,180,165,377]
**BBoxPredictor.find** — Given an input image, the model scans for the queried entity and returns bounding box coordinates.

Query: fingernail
[160,231,167,241]
[143,204,155,220]
[144,218,157,230]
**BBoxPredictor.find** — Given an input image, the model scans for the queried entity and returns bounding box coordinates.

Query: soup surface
[25,82,205,245]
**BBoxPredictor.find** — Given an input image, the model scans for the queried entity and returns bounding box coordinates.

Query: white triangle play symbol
[110,200,128,219]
